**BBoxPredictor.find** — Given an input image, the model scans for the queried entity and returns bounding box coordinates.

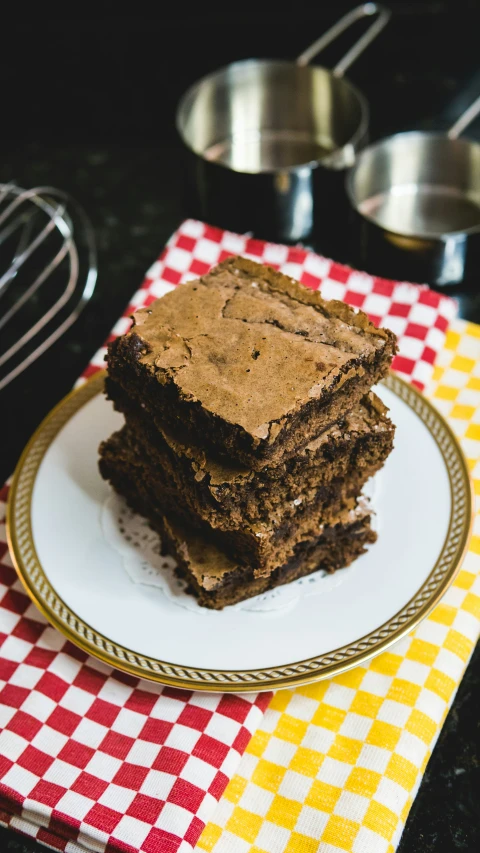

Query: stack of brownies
[99,256,396,609]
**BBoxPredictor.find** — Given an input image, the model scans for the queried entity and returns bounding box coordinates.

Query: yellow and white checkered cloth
[198,318,480,853]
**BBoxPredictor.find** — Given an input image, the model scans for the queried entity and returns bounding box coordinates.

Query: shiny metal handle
[447,94,480,140]
[297,3,391,77]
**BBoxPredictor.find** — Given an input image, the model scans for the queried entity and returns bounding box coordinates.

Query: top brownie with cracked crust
[107,256,397,468]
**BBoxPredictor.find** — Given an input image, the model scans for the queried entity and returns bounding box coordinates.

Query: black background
[1,3,480,851]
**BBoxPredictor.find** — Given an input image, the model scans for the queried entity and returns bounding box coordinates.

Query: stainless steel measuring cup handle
[297,2,391,76]
[447,94,480,139]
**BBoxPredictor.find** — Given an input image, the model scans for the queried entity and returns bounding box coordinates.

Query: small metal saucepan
[176,3,390,244]
[346,94,480,286]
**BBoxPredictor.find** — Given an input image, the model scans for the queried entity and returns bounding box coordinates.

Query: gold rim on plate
[7,370,474,692]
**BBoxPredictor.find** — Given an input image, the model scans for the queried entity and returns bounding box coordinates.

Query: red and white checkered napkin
[0,512,271,853]
[0,220,457,853]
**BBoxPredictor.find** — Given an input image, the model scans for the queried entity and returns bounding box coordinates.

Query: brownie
[108,379,394,530]
[163,514,376,610]
[99,444,376,609]
[106,255,397,469]
[99,425,369,574]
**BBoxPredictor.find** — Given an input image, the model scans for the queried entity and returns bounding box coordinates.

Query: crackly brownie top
[128,256,395,440]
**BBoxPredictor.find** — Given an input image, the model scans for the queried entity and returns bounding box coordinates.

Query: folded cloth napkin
[199,318,480,853]
[0,220,459,853]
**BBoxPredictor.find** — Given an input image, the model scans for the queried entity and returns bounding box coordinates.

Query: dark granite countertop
[1,3,479,850]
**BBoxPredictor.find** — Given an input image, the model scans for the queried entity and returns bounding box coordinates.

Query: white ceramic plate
[7,372,473,692]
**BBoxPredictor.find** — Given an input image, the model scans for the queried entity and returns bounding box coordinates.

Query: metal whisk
[0,184,97,391]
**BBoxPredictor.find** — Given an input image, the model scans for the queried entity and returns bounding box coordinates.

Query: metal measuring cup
[176,3,391,243]
[346,95,480,286]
